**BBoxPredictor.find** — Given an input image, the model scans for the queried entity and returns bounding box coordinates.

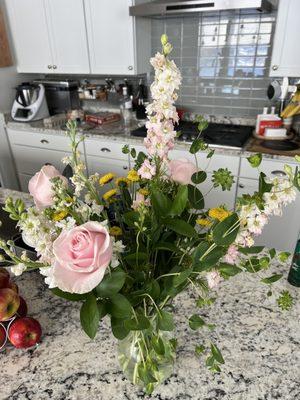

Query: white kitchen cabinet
[6,0,89,74]
[84,0,151,75]
[237,177,300,252]
[270,0,300,77]
[18,173,33,193]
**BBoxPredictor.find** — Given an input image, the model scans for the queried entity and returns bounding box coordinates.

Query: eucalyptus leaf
[107,293,132,319]
[191,171,207,185]
[156,310,174,331]
[212,213,240,246]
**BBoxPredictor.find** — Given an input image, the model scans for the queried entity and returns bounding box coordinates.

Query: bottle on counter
[287,239,300,287]
[135,78,147,120]
[120,86,132,128]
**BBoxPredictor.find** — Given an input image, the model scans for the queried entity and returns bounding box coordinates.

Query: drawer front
[12,145,71,175]
[240,157,296,180]
[85,138,129,160]
[169,149,240,175]
[7,129,84,153]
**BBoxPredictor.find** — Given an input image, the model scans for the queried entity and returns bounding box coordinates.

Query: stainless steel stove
[131,121,253,150]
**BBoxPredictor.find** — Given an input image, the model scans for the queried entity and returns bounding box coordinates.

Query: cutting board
[0,6,12,67]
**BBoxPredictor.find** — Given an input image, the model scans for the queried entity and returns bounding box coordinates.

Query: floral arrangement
[1,35,299,393]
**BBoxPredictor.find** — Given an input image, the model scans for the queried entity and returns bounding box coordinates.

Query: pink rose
[28,165,67,209]
[52,222,113,294]
[168,158,197,185]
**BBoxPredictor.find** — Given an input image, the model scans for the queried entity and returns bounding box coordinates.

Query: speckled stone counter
[0,192,299,400]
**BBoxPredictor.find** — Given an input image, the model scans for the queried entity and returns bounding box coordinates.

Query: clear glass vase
[118,329,176,393]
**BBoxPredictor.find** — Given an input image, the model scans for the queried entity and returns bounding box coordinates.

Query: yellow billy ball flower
[103,188,117,202]
[127,169,139,182]
[196,218,211,227]
[53,210,68,221]
[138,188,149,197]
[109,226,122,236]
[99,173,116,186]
[208,207,231,222]
[115,177,130,187]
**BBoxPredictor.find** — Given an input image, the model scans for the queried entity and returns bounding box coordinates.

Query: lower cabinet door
[87,156,130,195]
[19,173,33,193]
[200,172,237,210]
[237,178,300,252]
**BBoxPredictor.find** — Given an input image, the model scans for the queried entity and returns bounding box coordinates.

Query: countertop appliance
[33,79,80,115]
[131,121,253,149]
[130,0,272,17]
[11,82,49,122]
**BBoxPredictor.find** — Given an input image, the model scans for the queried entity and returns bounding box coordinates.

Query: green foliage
[164,218,197,238]
[217,263,242,278]
[80,294,100,339]
[156,310,175,331]
[169,185,188,216]
[107,293,132,319]
[193,242,226,270]
[189,139,207,154]
[122,144,130,154]
[191,171,207,185]
[195,344,205,355]
[247,153,262,168]
[151,189,172,216]
[3,197,26,221]
[261,274,283,284]
[189,314,206,330]
[212,213,240,246]
[212,168,234,191]
[277,290,293,311]
[259,172,273,194]
[278,252,290,262]
[210,343,225,364]
[187,184,205,209]
[51,288,87,301]
[111,317,130,340]
[124,313,151,331]
[94,269,126,298]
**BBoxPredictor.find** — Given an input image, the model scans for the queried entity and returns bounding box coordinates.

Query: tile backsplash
[151,9,277,118]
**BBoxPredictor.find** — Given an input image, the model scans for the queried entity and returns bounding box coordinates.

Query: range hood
[130,0,272,17]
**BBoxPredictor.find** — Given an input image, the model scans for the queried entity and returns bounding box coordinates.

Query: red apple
[8,282,19,294]
[8,317,42,349]
[0,268,10,289]
[0,288,20,321]
[0,324,6,347]
[17,296,28,318]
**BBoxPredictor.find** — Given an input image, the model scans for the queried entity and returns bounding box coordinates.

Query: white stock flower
[11,263,26,276]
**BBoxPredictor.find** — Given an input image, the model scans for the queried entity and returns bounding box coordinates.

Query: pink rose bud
[52,222,113,294]
[28,165,68,209]
[168,158,197,185]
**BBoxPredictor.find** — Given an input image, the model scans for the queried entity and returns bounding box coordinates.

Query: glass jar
[118,329,176,393]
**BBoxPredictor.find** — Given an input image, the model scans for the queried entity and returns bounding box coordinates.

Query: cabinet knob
[100,147,111,153]
[272,65,279,71]
[53,65,57,70]
[47,65,53,69]
[238,183,245,189]
[271,170,286,177]
[123,166,128,170]
[41,139,49,144]
[128,66,133,71]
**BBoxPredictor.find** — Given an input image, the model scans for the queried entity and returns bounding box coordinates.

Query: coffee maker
[11,82,49,122]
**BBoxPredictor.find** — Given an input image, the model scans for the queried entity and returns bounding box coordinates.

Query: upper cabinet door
[5,0,53,73]
[270,0,300,77]
[45,0,90,74]
[85,0,136,75]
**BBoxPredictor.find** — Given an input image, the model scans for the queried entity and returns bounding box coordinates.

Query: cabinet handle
[53,65,57,70]
[271,170,286,177]
[41,139,49,144]
[272,65,279,71]
[47,65,53,69]
[123,166,128,170]
[238,183,245,189]
[100,147,111,153]
[128,66,133,71]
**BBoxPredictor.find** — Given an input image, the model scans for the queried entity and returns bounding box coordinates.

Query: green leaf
[154,242,178,252]
[94,270,126,298]
[130,148,136,158]
[188,184,205,209]
[269,248,276,259]
[165,218,196,238]
[244,258,262,273]
[189,138,207,154]
[151,189,172,216]
[195,344,205,355]
[80,294,100,339]
[217,263,242,278]
[261,274,283,284]
[51,288,87,301]
[124,252,148,267]
[97,301,108,319]
[170,185,188,216]
[124,313,151,331]
[122,144,130,154]
[247,153,262,168]
[107,293,132,319]
[138,364,157,385]
[123,211,140,227]
[293,166,300,191]
[207,149,215,159]
[210,343,225,364]
[191,171,207,185]
[193,242,226,270]
[111,317,130,340]
[156,310,174,331]
[146,279,160,300]
[152,336,165,356]
[239,246,264,255]
[259,172,273,194]
[279,251,290,262]
[212,213,240,246]
[173,269,192,287]
[189,314,206,330]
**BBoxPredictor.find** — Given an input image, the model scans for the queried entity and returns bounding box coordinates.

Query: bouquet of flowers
[1,35,299,393]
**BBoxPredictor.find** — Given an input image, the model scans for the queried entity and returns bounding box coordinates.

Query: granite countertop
[0,189,299,400]
[5,116,300,162]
